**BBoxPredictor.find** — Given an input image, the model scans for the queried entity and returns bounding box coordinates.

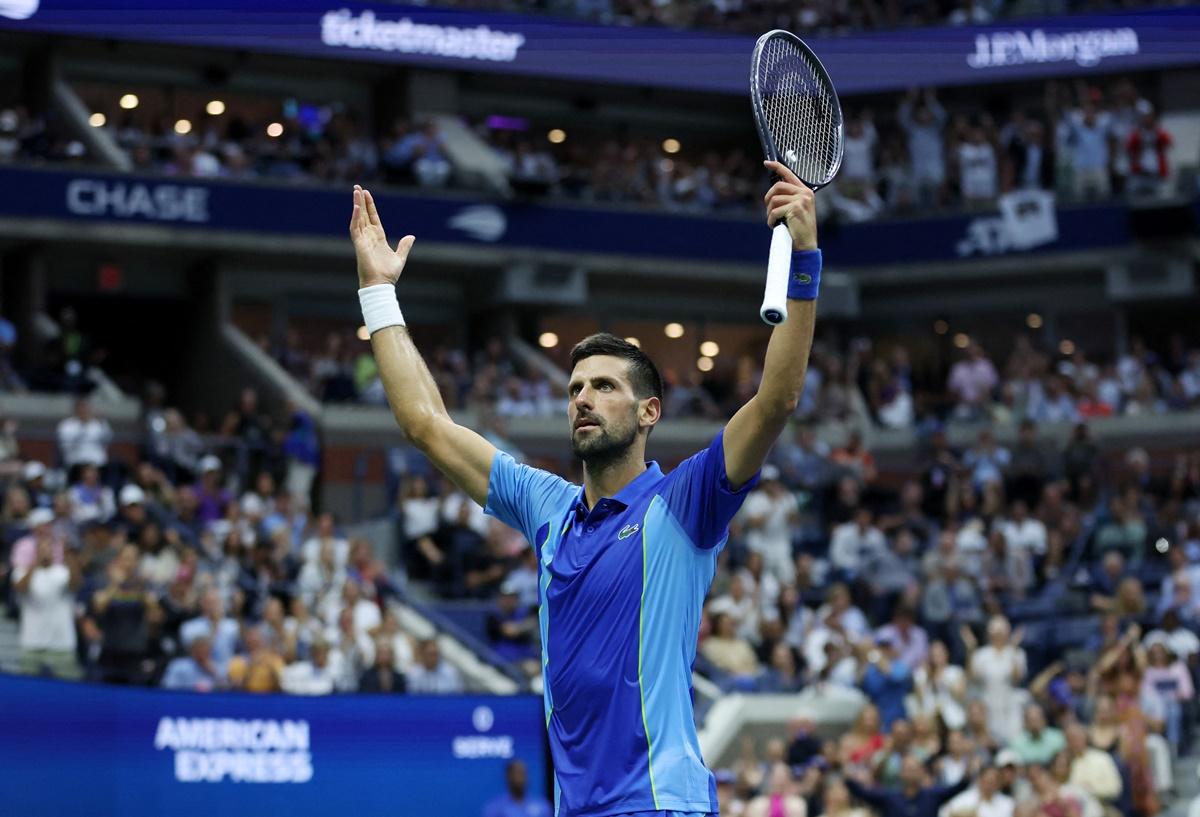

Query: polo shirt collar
[573,461,664,514]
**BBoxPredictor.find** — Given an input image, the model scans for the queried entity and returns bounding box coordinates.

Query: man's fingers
[395,235,416,259]
[767,204,790,227]
[763,181,801,203]
[364,188,382,227]
[764,159,805,188]
[349,188,361,235]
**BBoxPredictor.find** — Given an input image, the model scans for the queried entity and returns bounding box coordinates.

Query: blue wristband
[788,249,822,300]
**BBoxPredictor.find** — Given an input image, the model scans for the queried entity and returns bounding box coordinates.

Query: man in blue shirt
[485,760,553,817]
[348,160,821,817]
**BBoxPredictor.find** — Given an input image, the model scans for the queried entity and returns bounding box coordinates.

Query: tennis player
[350,159,819,817]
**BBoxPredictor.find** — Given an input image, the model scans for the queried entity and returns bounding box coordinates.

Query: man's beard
[570,412,637,467]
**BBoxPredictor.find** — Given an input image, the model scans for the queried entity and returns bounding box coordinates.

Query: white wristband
[358,283,405,334]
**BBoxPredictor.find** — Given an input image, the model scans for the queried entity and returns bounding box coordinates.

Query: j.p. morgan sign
[967,26,1138,69]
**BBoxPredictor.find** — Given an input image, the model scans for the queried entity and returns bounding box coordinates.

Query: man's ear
[639,396,661,431]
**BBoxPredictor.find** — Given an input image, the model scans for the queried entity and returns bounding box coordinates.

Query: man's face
[506,761,527,796]
[1025,705,1046,735]
[421,642,439,669]
[567,355,647,464]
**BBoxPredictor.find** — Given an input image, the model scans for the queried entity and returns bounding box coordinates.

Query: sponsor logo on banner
[0,0,37,20]
[66,179,210,223]
[452,705,514,759]
[955,190,1058,257]
[448,204,507,242]
[967,27,1138,69]
[153,717,314,783]
[321,9,525,62]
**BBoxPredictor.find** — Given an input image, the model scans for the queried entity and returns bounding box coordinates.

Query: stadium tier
[0,2,1199,817]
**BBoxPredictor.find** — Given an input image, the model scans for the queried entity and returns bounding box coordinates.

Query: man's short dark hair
[569,333,664,404]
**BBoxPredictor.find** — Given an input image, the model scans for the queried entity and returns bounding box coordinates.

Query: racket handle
[760,222,792,325]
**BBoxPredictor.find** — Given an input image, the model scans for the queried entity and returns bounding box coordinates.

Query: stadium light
[267,122,283,138]
[664,322,684,339]
[1156,538,1170,553]
[547,128,566,144]
[174,119,192,135]
[356,326,370,341]
[699,340,719,357]
[697,356,714,372]
[933,319,949,335]
[1059,339,1075,356]
[88,113,106,128]
[538,332,559,349]
[206,100,226,116]
[119,93,139,110]
[662,138,681,154]
[953,333,970,349]
[624,337,640,347]
[1026,313,1043,329]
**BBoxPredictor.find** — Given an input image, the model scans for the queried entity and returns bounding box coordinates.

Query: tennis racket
[750,30,844,325]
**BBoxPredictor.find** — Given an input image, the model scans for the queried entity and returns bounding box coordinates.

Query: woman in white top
[964,615,1028,744]
[909,639,969,730]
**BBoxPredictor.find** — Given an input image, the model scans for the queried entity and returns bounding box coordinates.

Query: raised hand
[763,160,818,251]
[349,185,416,289]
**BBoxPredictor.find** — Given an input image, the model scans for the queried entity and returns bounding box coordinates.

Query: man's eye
[600,383,612,391]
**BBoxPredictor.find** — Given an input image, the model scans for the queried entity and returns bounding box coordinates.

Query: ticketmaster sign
[0,0,1196,95]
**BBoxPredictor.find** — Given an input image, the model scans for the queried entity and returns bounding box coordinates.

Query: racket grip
[760,222,792,325]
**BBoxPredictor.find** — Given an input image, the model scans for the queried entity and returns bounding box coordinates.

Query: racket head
[750,29,844,190]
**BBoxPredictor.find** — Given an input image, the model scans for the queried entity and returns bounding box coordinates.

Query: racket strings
[755,36,841,185]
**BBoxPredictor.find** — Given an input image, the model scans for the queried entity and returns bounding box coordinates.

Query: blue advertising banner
[0,673,547,817]
[0,0,1197,95]
[0,166,1143,268]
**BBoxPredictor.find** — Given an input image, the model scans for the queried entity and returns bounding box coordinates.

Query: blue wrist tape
[788,249,822,300]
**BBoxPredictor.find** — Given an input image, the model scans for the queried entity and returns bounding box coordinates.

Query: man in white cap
[13,528,81,680]
[195,454,232,524]
[9,507,63,574]
[22,460,52,508]
[117,483,150,539]
[738,463,800,584]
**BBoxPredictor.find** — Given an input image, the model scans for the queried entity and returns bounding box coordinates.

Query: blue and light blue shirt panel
[485,431,758,817]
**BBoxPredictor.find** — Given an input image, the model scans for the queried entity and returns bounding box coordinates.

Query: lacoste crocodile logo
[618,523,640,540]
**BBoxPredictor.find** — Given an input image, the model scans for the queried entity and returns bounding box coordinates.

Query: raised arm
[350,186,496,506]
[722,161,818,488]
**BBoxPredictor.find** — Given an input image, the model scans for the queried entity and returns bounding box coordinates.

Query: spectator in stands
[384,119,452,188]
[703,610,761,686]
[487,581,538,676]
[830,506,886,579]
[57,398,113,478]
[858,632,914,729]
[9,506,64,574]
[194,455,232,524]
[898,88,948,207]
[161,634,226,691]
[282,401,320,508]
[227,625,284,693]
[963,615,1027,744]
[484,759,552,817]
[957,125,998,206]
[89,543,157,684]
[948,343,999,420]
[1063,722,1122,808]
[407,637,464,694]
[280,638,337,695]
[911,639,968,731]
[1061,94,1114,200]
[1125,101,1172,197]
[1009,702,1066,765]
[1139,635,1193,753]
[739,465,800,584]
[745,763,806,817]
[220,386,275,479]
[357,639,406,693]
[14,536,80,679]
[179,587,240,672]
[845,754,969,817]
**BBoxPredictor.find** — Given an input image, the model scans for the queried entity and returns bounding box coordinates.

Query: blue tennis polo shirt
[485,431,758,817]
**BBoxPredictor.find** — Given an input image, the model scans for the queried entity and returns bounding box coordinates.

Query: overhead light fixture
[547,128,566,144]
[662,138,681,154]
[206,100,226,116]
[697,356,714,372]
[664,323,684,339]
[624,337,640,347]
[1026,313,1043,329]
[119,93,139,110]
[88,113,106,128]
[174,119,192,135]
[953,333,970,349]
[699,341,719,357]
[1059,339,1075,356]
[266,122,283,137]
[538,332,559,349]
[933,320,949,335]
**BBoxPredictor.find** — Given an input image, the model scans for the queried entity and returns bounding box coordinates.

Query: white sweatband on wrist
[358,283,405,334]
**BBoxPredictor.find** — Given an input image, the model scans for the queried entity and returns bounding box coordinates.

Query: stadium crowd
[0,389,476,696]
[2,73,1180,225]
[414,0,1180,34]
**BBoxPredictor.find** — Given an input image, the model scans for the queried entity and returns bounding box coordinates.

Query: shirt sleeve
[660,430,760,551]
[484,451,575,547]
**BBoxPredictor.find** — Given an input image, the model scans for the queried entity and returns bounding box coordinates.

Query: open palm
[349,184,416,288]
